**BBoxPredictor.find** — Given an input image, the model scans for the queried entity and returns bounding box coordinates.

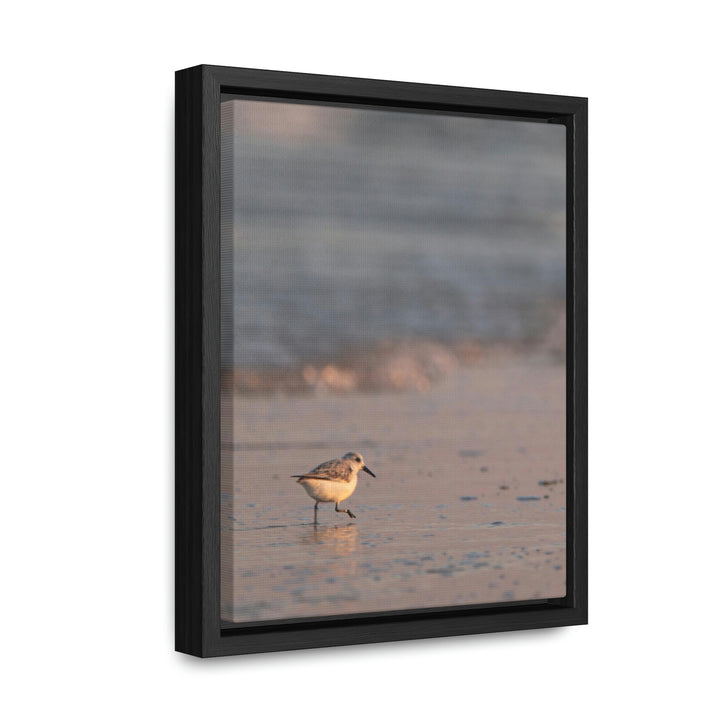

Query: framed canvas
[175,65,587,657]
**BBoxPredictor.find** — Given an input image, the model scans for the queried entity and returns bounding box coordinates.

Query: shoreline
[224,314,566,395]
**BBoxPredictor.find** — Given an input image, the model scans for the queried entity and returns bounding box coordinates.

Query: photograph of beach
[219,97,567,624]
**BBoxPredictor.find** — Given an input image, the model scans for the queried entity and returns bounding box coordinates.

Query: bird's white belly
[300,476,357,503]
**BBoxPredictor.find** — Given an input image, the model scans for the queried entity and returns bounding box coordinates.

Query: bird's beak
[362,466,376,477]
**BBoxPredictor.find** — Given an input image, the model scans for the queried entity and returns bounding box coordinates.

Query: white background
[1,2,718,718]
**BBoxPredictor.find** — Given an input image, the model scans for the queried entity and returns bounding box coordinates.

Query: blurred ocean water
[222,99,566,370]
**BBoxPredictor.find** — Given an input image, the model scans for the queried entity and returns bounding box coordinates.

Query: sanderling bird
[293,451,376,524]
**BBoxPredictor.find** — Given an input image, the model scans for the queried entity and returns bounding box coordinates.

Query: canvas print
[219,97,566,624]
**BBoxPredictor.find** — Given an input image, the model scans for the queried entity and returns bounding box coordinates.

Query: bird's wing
[292,474,339,482]
[291,458,352,483]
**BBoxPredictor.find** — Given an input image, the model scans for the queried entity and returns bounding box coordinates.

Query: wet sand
[221,354,566,623]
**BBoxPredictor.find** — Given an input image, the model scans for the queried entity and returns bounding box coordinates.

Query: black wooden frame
[176,64,588,657]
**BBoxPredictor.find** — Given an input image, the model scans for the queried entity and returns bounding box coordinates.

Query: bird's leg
[335,503,356,519]
[314,501,319,525]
